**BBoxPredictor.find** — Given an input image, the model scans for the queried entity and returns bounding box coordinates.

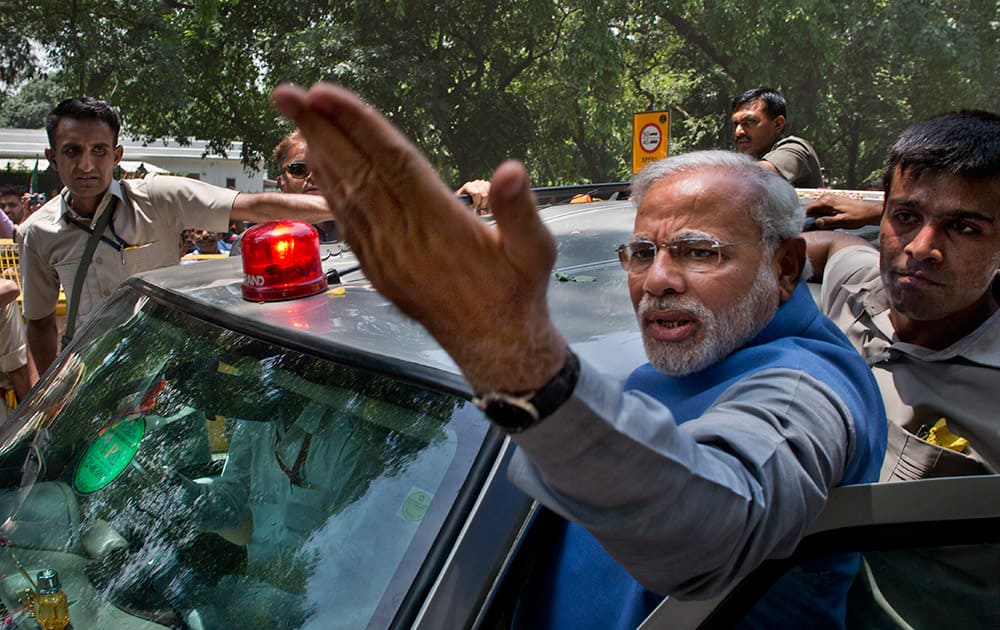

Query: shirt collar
[888,279,1000,368]
[856,274,1000,367]
[59,180,124,226]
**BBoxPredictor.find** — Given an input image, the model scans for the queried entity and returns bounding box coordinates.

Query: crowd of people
[0,83,995,627]
[0,184,52,239]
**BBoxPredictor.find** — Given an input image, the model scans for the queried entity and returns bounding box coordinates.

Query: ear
[276,174,287,192]
[114,145,124,165]
[773,114,786,135]
[773,236,806,302]
[44,148,55,168]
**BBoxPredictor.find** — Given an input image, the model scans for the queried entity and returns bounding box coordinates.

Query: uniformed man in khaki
[804,110,1000,627]
[18,97,336,374]
[731,87,823,188]
[0,279,37,419]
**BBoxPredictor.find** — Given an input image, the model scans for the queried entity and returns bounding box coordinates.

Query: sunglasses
[283,161,311,179]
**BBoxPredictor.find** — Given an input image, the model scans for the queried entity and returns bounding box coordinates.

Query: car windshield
[0,289,488,629]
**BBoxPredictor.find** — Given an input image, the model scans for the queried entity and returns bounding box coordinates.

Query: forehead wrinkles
[892,170,1000,221]
[632,229,719,242]
[635,172,756,235]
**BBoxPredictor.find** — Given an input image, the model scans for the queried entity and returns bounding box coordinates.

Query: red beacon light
[241,220,328,302]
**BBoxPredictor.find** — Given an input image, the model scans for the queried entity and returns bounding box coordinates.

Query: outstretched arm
[271,84,565,395]
[231,191,333,226]
[272,84,868,600]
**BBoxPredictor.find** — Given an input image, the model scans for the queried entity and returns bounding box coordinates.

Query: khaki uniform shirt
[820,245,1000,480]
[762,135,823,188]
[18,175,237,325]
[0,301,28,420]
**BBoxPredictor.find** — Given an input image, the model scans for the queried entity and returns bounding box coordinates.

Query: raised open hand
[271,83,566,393]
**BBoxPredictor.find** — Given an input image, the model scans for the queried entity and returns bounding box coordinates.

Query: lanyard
[64,197,133,254]
[275,431,315,489]
[62,197,118,347]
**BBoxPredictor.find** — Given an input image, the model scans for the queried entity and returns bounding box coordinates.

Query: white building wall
[125,155,265,191]
[0,128,267,192]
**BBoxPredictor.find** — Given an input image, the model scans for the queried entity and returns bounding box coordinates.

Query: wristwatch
[474,350,580,433]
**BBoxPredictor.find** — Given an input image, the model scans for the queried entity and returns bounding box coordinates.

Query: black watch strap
[475,350,581,433]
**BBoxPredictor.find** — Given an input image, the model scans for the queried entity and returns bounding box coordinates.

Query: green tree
[0,76,63,128]
[631,0,999,186]
[3,0,997,187]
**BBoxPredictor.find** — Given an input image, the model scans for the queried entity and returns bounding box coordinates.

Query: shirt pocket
[285,487,329,536]
[120,240,161,275]
[882,421,992,481]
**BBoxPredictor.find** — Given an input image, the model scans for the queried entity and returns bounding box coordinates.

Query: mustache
[890,265,939,281]
[636,294,709,319]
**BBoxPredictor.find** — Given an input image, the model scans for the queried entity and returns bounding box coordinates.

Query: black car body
[0,196,997,629]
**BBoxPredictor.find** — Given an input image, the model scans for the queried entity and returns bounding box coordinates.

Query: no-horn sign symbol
[639,124,662,153]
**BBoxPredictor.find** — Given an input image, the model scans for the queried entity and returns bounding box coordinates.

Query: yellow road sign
[632,111,670,174]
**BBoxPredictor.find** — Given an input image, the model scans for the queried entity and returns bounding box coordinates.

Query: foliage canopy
[2,0,997,187]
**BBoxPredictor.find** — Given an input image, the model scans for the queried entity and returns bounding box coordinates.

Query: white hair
[632,150,804,245]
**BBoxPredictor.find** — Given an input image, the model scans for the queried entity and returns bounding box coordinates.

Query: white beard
[637,261,780,376]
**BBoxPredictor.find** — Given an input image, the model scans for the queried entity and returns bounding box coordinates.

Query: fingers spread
[272,82,500,310]
[274,83,482,239]
[270,83,565,393]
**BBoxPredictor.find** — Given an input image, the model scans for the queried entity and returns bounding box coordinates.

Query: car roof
[127,199,646,391]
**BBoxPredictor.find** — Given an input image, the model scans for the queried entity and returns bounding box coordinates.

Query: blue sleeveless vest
[514,282,886,629]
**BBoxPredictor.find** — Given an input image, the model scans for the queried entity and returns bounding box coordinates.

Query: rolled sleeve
[134,175,237,233]
[761,136,822,187]
[17,230,61,321]
[0,303,27,374]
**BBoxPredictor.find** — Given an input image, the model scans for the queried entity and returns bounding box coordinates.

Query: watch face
[479,395,539,432]
[476,352,579,432]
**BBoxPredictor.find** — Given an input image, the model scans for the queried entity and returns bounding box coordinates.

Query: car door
[640,474,1000,628]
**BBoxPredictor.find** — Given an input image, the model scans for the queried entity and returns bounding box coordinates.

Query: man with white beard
[275,82,886,628]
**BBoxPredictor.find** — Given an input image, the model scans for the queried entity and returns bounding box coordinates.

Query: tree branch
[657,7,734,79]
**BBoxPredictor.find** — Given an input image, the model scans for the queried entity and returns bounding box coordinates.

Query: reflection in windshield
[0,291,484,628]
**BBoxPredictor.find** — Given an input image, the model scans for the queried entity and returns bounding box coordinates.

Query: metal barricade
[0,238,67,315]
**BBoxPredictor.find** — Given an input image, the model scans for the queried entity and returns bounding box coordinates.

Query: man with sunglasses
[275,83,885,627]
[18,97,335,374]
[274,129,341,242]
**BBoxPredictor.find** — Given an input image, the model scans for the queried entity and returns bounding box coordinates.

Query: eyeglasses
[616,236,759,274]
[283,161,311,180]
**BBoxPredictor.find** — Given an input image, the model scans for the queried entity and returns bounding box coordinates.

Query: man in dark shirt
[732,87,823,187]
